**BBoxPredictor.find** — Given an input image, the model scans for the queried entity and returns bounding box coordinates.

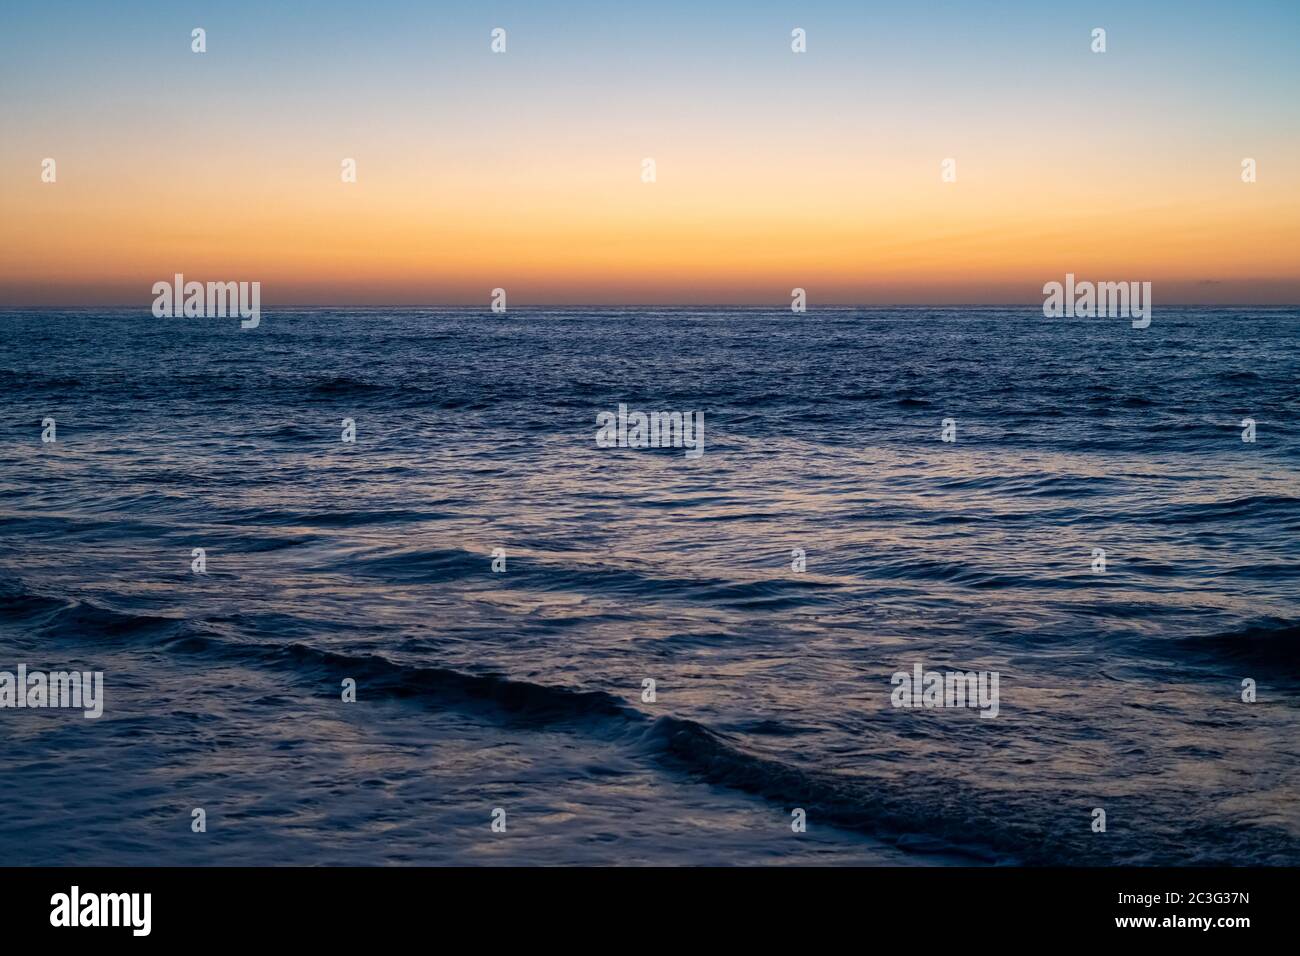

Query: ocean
[0,306,1296,865]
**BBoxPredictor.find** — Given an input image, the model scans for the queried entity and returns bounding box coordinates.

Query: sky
[1,0,1298,306]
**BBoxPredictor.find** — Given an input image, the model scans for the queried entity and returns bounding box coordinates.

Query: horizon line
[3,302,1299,311]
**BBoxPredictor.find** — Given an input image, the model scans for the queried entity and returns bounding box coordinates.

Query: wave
[10,581,1295,865]
[1139,495,1300,526]
[306,376,388,397]
[0,581,189,659]
[1175,617,1300,673]
[339,545,843,608]
[0,580,66,622]
[213,507,447,529]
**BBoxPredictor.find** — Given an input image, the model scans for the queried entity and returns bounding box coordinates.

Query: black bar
[0,866,1284,941]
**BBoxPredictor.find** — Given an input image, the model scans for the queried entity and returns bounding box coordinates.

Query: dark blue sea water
[1,306,1297,865]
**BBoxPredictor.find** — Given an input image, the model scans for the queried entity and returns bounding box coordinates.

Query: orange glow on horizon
[4,125,1299,305]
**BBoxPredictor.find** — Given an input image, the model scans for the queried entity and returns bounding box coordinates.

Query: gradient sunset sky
[2,1,1298,306]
